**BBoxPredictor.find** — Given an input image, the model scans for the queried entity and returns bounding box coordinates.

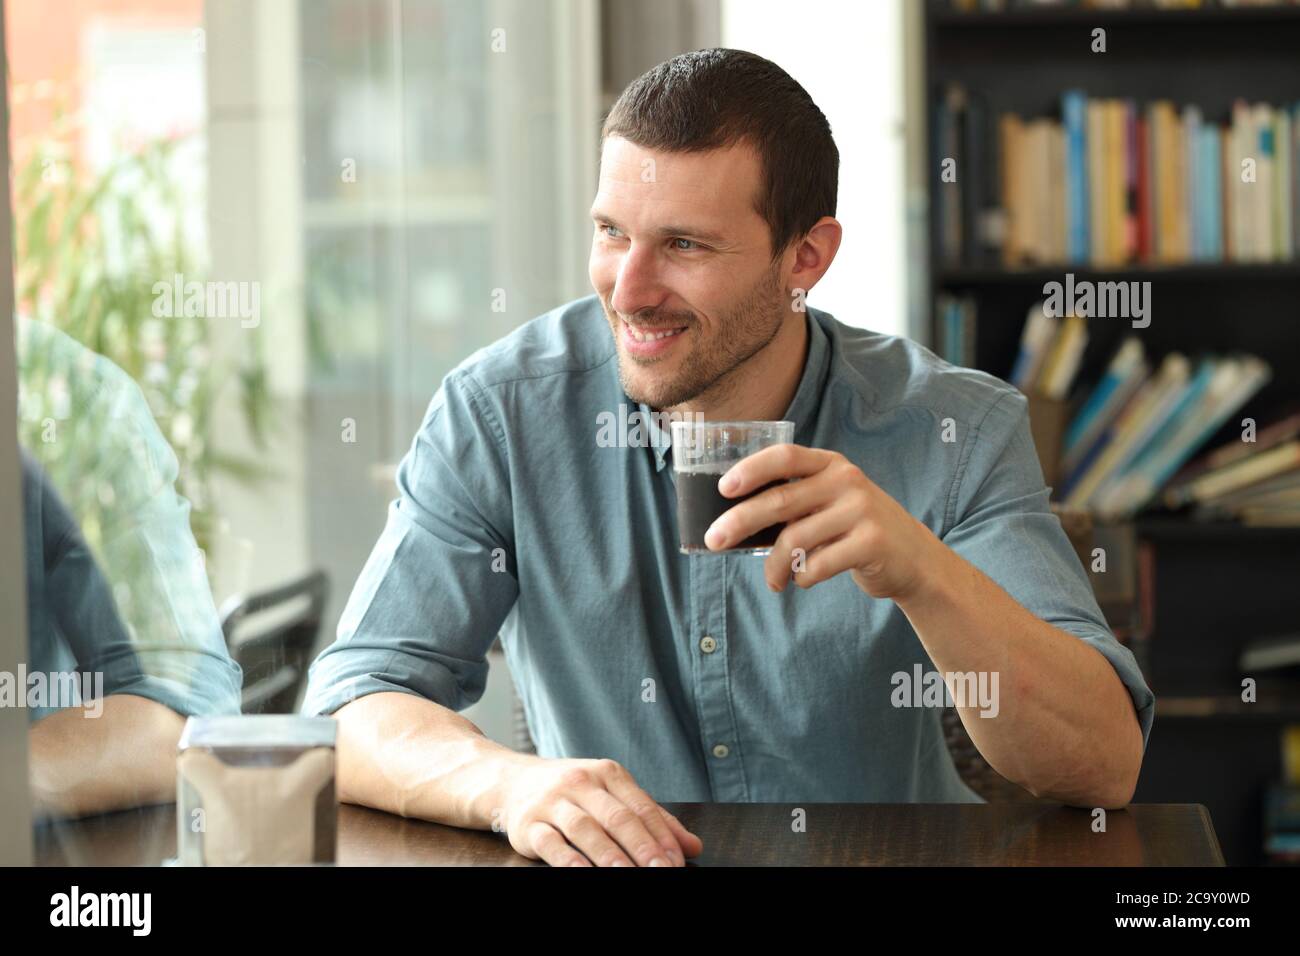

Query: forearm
[333,691,536,829]
[896,538,1144,808]
[29,693,186,818]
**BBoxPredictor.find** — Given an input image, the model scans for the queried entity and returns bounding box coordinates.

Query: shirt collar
[638,310,831,472]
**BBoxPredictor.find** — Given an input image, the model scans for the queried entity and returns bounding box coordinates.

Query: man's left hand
[703,443,945,600]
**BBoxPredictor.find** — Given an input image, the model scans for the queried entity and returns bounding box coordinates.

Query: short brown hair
[600,48,839,262]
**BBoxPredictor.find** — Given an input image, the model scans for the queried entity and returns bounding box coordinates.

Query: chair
[220,570,330,714]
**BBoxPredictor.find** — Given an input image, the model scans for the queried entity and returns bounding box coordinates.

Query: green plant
[12,125,274,556]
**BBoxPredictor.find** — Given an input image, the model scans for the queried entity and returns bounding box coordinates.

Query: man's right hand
[498,756,703,866]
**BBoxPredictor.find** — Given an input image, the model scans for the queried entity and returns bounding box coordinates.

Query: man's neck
[665,310,809,422]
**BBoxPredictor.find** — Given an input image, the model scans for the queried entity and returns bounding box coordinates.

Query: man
[18,317,242,817]
[302,49,1154,867]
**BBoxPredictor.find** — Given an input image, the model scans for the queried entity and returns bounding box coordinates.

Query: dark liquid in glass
[675,471,786,553]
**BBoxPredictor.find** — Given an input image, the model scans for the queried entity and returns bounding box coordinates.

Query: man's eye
[672,238,699,251]
[599,224,624,239]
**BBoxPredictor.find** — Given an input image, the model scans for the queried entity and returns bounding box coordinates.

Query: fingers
[785,532,865,589]
[763,502,859,590]
[718,443,830,498]
[657,806,704,858]
[706,475,832,552]
[509,759,703,866]
[526,819,592,867]
[570,788,678,866]
[543,798,638,866]
[605,775,697,863]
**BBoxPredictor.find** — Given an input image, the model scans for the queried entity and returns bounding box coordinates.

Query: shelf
[1155,694,1300,720]
[936,261,1300,286]
[930,3,1300,30]
[1133,515,1300,544]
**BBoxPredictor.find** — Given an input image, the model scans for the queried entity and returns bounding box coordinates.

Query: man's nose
[609,242,668,317]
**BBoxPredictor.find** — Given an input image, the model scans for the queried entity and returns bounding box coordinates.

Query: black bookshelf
[937,261,1300,284]
[923,0,1300,866]
[930,2,1300,27]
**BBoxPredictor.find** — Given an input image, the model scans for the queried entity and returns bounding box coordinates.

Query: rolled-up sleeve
[940,387,1155,751]
[42,500,240,719]
[301,369,519,717]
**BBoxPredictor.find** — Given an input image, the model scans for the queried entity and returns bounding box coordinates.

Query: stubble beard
[607,264,787,411]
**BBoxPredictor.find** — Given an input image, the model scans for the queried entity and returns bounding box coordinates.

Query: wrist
[460,738,540,830]
[892,522,961,612]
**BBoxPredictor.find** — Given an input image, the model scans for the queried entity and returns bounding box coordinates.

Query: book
[1092,356,1220,516]
[1009,302,1058,390]
[1094,356,1271,516]
[1063,89,1090,263]
[1107,100,1128,264]
[1265,785,1300,863]
[1088,100,1108,265]
[1293,103,1300,258]
[1241,508,1300,528]
[1255,103,1276,262]
[1240,634,1300,674]
[1168,406,1300,484]
[1137,112,1153,262]
[1049,121,1067,263]
[1202,124,1224,260]
[1217,409,1300,467]
[1232,100,1252,261]
[945,90,1300,268]
[1037,313,1088,400]
[1029,118,1056,263]
[1152,101,1181,263]
[1185,104,1202,261]
[1221,116,1234,261]
[1166,439,1300,507]
[1277,109,1293,260]
[999,112,1026,266]
[1062,337,1148,475]
[1202,471,1300,519]
[1063,353,1192,510]
[938,294,978,369]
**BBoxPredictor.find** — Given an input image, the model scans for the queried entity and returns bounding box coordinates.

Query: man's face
[588,136,789,410]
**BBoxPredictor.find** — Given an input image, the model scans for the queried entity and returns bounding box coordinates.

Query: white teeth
[627,325,684,343]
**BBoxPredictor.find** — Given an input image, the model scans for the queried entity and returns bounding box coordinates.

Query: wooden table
[33,801,1223,866]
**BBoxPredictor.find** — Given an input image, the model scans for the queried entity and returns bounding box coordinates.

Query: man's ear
[788,216,843,295]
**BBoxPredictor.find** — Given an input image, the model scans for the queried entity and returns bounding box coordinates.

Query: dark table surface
[33,801,1223,866]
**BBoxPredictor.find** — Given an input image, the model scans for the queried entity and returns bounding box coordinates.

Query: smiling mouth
[623,320,688,342]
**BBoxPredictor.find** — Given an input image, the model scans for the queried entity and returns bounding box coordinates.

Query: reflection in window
[9,0,595,831]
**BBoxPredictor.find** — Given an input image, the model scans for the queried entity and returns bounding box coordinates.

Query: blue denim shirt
[302,294,1155,803]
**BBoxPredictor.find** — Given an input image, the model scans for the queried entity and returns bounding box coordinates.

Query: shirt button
[699,635,717,653]
[712,743,729,759]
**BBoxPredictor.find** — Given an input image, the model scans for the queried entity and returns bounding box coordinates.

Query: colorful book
[1096,356,1271,516]
[1009,302,1058,391]
[1169,440,1300,507]
[1063,354,1191,510]
[1063,89,1090,263]
[1062,337,1148,474]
